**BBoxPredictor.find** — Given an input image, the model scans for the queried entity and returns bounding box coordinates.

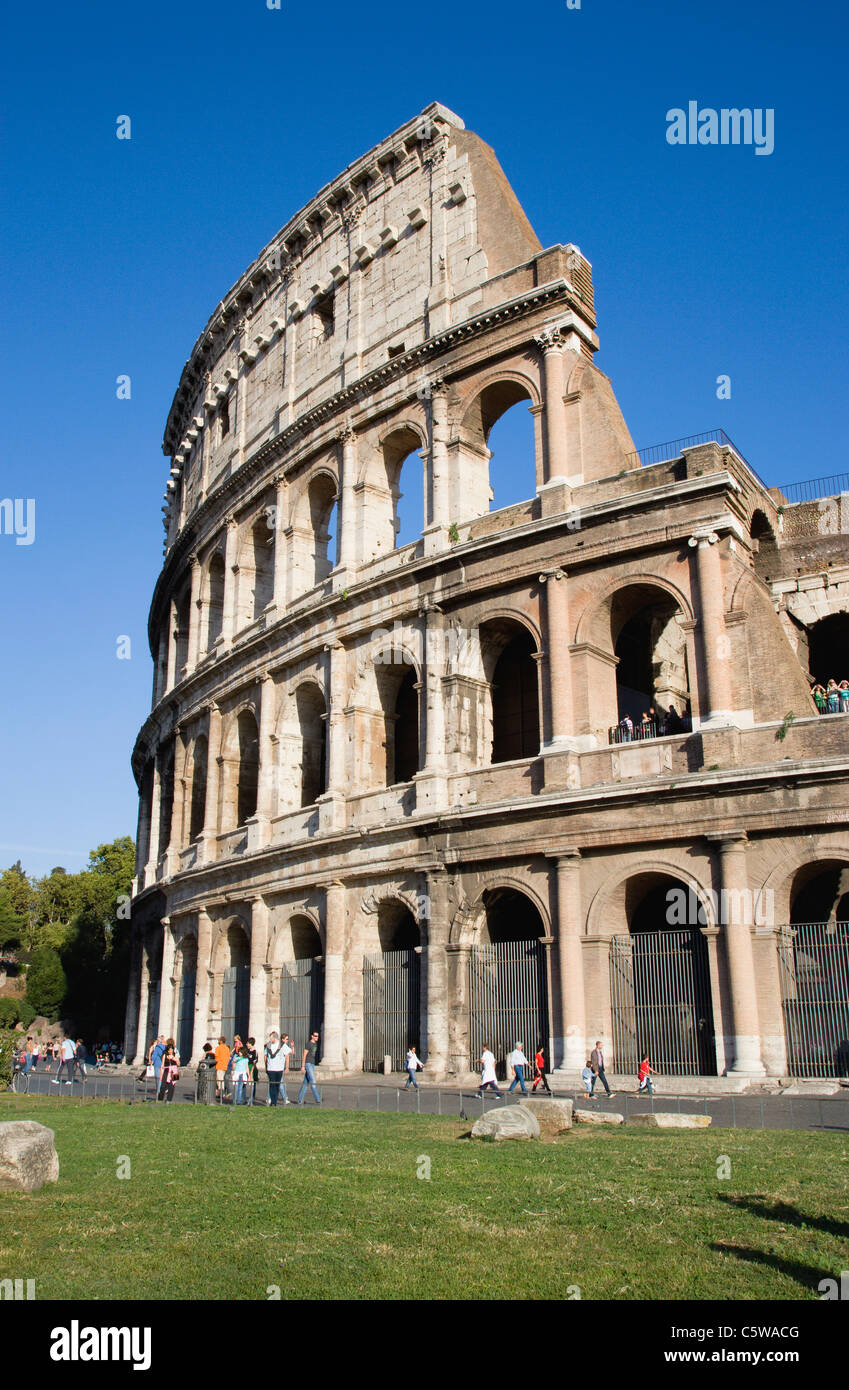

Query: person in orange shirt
[214,1036,231,1101]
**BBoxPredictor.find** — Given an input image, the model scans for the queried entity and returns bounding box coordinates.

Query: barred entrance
[144,979,161,1051]
[610,929,716,1075]
[221,964,250,1042]
[176,970,196,1062]
[279,959,325,1066]
[363,949,421,1072]
[469,940,549,1078]
[778,922,849,1077]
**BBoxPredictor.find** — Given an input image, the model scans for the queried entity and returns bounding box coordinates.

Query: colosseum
[127,103,849,1087]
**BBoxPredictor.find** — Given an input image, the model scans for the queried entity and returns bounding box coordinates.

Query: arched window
[189,735,208,842]
[458,381,535,520]
[251,515,274,618]
[236,710,259,826]
[382,427,424,550]
[173,586,191,677]
[206,554,225,650]
[808,613,849,690]
[376,660,420,785]
[310,475,337,584]
[479,619,540,764]
[157,740,175,858]
[296,684,327,807]
[610,585,691,736]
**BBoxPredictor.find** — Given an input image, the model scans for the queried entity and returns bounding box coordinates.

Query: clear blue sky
[1,0,846,878]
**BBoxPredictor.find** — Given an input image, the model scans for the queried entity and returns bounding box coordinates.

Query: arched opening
[137,759,155,869]
[376,658,420,786]
[236,709,259,826]
[477,619,540,765]
[309,475,337,584]
[157,741,175,858]
[609,872,716,1076]
[383,428,424,550]
[220,923,250,1044]
[808,613,849,693]
[610,585,691,738]
[143,928,164,1051]
[781,862,849,1077]
[458,380,535,520]
[205,554,225,650]
[251,515,274,619]
[363,902,421,1072]
[296,684,327,807]
[173,586,191,678]
[469,888,549,1077]
[189,734,208,842]
[750,509,779,582]
[279,915,324,1057]
[175,935,197,1063]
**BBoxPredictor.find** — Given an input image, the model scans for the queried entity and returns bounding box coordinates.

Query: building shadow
[710,1243,830,1295]
[717,1193,849,1240]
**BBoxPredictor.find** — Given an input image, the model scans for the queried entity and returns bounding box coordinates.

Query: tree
[0,862,35,949]
[0,890,23,954]
[25,947,67,1022]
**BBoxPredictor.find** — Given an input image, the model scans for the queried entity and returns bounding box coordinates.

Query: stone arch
[575,573,694,650]
[204,548,226,650]
[453,371,541,518]
[268,907,325,966]
[585,859,718,941]
[289,464,338,594]
[449,874,552,946]
[760,847,849,927]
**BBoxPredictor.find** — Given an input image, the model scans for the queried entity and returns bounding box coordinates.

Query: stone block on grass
[573,1108,624,1126]
[519,1097,573,1135]
[0,1121,59,1192]
[628,1113,712,1129]
[471,1104,540,1141]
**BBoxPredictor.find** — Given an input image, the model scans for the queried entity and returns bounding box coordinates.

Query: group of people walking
[476,1042,552,1098]
[145,1029,324,1106]
[812,679,849,715]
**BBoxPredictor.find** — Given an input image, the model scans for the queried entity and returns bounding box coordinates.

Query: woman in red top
[637,1053,654,1096]
[531,1044,552,1094]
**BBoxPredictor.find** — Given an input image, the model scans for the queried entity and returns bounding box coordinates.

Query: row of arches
[136,860,849,1079]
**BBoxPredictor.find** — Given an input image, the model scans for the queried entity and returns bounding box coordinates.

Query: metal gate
[469,939,549,1078]
[221,964,250,1043]
[363,949,421,1072]
[279,959,325,1067]
[778,921,849,1077]
[176,970,196,1062]
[610,929,716,1075]
[144,979,161,1052]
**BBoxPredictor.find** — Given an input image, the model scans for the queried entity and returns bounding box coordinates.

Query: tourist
[231,1047,250,1105]
[507,1041,530,1094]
[74,1039,88,1082]
[52,1034,76,1085]
[581,1059,596,1099]
[21,1037,34,1075]
[404,1045,423,1090]
[812,684,827,713]
[477,1044,503,1099]
[245,1037,259,1105]
[280,1034,295,1103]
[590,1040,615,1098]
[264,1031,287,1106]
[196,1043,216,1104]
[826,679,840,714]
[637,1053,654,1097]
[840,680,849,713]
[214,1035,231,1101]
[158,1040,180,1103]
[150,1034,167,1087]
[531,1043,552,1094]
[31,1037,41,1071]
[296,1031,322,1105]
[618,713,633,742]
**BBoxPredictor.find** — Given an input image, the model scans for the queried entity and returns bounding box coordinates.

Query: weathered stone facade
[128,104,849,1082]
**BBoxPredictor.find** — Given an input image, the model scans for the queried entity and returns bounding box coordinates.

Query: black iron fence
[776,474,849,505]
[609,714,692,744]
[778,921,849,1078]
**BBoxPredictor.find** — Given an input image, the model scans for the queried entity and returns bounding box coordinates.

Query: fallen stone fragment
[0,1121,60,1192]
[519,1097,573,1134]
[628,1112,712,1129]
[573,1108,624,1126]
[471,1103,540,1141]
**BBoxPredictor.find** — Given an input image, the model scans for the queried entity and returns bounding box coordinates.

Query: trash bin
[196,1061,216,1105]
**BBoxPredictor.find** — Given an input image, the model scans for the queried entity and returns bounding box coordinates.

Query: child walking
[637,1053,654,1096]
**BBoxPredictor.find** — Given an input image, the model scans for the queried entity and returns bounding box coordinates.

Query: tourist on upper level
[618,714,634,742]
[826,679,840,713]
[840,680,849,713]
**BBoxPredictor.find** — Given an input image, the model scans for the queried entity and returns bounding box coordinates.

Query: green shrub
[25,947,66,1021]
[0,1027,21,1087]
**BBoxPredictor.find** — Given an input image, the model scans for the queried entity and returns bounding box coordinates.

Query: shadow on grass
[711,1243,831,1294]
[717,1194,849,1240]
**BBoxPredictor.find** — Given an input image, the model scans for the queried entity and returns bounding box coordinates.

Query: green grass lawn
[1,1096,846,1300]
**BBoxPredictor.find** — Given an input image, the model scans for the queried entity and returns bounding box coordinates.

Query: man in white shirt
[507,1042,530,1095]
[51,1036,76,1085]
[477,1045,503,1098]
[279,1034,294,1105]
[264,1031,288,1107]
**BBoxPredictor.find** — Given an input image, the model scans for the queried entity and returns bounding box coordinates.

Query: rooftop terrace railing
[774,474,849,505]
[627,428,758,474]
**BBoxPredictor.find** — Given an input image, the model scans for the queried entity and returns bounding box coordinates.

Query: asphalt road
[17,1066,849,1131]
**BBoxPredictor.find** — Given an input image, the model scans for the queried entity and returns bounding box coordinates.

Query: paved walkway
[19,1068,849,1131]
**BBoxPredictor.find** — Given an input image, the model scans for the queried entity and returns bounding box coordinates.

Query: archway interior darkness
[206,555,225,649]
[157,742,175,857]
[393,668,420,783]
[790,865,849,926]
[611,873,716,1076]
[189,735,208,841]
[176,936,197,1062]
[296,685,327,807]
[465,382,534,512]
[808,614,849,689]
[221,923,250,1043]
[363,903,421,1071]
[236,711,259,826]
[489,627,540,763]
[378,902,420,952]
[483,888,544,944]
[611,585,690,728]
[174,588,191,674]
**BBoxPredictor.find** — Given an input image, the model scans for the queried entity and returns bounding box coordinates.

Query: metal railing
[609,715,692,744]
[775,474,849,505]
[778,921,849,1078]
[627,429,757,475]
